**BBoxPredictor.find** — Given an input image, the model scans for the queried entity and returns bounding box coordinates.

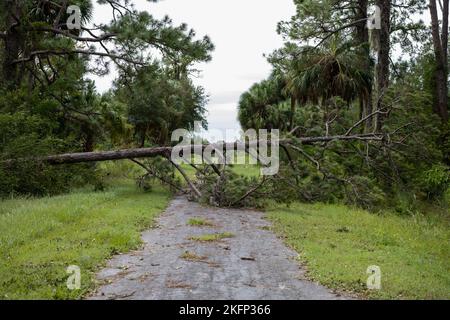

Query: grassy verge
[267,202,450,299]
[0,179,170,299]
[178,164,260,179]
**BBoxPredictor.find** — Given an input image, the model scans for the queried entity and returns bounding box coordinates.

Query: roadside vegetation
[267,202,450,300]
[180,251,209,262]
[0,174,170,299]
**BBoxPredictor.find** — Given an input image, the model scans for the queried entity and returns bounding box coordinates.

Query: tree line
[0,0,448,212]
[237,0,449,210]
[0,0,213,196]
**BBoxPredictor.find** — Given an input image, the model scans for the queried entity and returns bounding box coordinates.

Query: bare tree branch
[230,176,269,207]
[31,27,116,43]
[345,109,388,136]
[168,158,202,199]
[11,49,145,66]
[130,159,186,193]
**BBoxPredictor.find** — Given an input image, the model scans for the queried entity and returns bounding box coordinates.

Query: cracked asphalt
[88,197,345,300]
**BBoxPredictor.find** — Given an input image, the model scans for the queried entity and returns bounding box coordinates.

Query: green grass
[0,179,170,300]
[188,232,234,242]
[180,251,208,262]
[230,163,261,177]
[179,163,197,180]
[267,202,450,299]
[229,151,261,177]
[178,151,261,181]
[187,218,215,227]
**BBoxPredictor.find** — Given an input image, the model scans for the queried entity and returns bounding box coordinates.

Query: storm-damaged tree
[236,0,448,209]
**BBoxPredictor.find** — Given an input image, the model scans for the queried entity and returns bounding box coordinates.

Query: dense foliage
[0,1,448,213]
[0,0,213,196]
[237,0,449,211]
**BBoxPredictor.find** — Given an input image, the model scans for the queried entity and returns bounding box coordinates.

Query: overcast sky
[89,1,431,141]
[89,0,296,140]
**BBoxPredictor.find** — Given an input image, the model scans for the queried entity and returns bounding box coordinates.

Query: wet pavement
[88,197,345,300]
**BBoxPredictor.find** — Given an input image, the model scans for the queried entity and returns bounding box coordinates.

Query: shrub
[0,113,95,197]
[418,164,450,200]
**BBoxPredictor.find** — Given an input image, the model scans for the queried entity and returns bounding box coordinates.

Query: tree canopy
[237,0,449,209]
[0,0,214,195]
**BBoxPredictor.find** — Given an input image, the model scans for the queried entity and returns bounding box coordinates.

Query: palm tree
[238,77,285,131]
[283,37,373,129]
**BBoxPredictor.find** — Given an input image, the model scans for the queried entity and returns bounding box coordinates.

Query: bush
[197,168,267,208]
[418,164,450,200]
[344,176,386,210]
[0,113,95,197]
[135,157,181,193]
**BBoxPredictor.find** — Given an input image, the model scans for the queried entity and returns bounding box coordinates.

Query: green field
[179,152,261,180]
[0,179,170,299]
[267,202,450,299]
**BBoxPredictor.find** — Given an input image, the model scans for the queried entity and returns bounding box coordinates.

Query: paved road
[88,197,345,300]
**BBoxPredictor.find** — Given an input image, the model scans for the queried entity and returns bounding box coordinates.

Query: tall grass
[267,202,450,299]
[0,177,170,299]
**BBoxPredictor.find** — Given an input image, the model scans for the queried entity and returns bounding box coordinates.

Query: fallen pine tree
[2,110,403,207]
[4,133,385,165]
[2,131,392,205]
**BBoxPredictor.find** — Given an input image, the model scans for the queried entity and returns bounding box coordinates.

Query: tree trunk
[355,0,369,45]
[1,134,389,168]
[1,0,22,89]
[355,0,373,130]
[374,0,391,131]
[359,97,365,133]
[83,130,95,153]
[429,0,449,122]
[290,96,296,131]
[442,0,449,63]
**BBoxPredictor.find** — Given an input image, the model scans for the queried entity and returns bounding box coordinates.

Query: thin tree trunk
[83,125,95,152]
[355,0,369,45]
[375,0,391,131]
[169,158,202,199]
[442,0,449,123]
[359,97,365,133]
[1,0,22,89]
[355,0,373,130]
[430,0,449,122]
[290,96,296,131]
